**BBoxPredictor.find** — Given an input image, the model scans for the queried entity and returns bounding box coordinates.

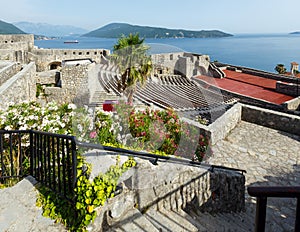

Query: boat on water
[64,40,79,44]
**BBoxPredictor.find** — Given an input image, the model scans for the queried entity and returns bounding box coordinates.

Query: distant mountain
[290,31,300,35]
[84,23,233,39]
[0,20,25,34]
[14,21,88,37]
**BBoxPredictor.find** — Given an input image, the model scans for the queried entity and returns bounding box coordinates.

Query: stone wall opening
[49,61,62,70]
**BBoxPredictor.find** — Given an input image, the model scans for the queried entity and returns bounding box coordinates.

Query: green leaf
[85,214,92,221]
[86,190,92,197]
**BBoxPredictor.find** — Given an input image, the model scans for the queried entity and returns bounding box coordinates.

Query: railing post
[29,130,34,177]
[71,138,77,190]
[296,197,300,232]
[255,197,267,232]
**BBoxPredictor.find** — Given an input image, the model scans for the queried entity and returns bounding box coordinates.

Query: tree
[111,33,152,104]
[275,64,286,74]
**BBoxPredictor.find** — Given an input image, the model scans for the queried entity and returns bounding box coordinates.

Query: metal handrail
[75,139,247,174]
[0,129,246,203]
[248,186,300,232]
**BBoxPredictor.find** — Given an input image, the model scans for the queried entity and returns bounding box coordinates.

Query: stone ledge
[241,104,300,135]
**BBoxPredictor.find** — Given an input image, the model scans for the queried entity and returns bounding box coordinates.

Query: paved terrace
[196,70,294,104]
[206,120,300,231]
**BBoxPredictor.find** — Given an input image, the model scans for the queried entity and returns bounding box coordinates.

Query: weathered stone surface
[36,69,58,84]
[0,62,36,110]
[242,104,300,136]
[0,176,66,232]
[83,150,130,181]
[208,120,300,231]
[87,153,245,231]
[0,61,21,86]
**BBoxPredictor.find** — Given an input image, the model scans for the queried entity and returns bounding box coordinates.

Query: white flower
[19,125,28,130]
[88,123,94,131]
[77,124,83,133]
[7,102,15,107]
[114,114,119,120]
[4,125,12,130]
[68,104,77,110]
[28,115,36,120]
[88,108,94,115]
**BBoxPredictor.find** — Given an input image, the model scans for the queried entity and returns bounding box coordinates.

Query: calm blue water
[35,34,300,73]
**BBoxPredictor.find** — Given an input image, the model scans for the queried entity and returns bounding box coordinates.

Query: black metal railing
[75,139,247,175]
[0,130,77,202]
[248,186,300,232]
[0,130,28,181]
[0,129,246,203]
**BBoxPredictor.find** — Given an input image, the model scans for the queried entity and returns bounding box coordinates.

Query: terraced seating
[98,69,121,96]
[135,78,234,111]
[98,64,235,112]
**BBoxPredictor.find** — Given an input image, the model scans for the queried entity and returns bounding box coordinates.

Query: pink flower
[89,131,97,139]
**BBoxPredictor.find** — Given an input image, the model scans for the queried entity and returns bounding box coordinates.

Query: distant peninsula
[290,31,300,35]
[0,20,25,34]
[83,23,233,39]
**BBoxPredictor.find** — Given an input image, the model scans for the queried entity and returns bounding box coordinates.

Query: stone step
[188,208,255,232]
[108,208,159,232]
[144,207,197,232]
[158,208,199,231]
[175,209,209,231]
[90,90,119,105]
[188,210,230,232]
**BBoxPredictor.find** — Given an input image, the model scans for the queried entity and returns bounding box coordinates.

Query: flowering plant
[0,101,75,134]
[0,101,78,185]
[97,101,211,161]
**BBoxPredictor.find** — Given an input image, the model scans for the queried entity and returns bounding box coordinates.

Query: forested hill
[0,20,25,34]
[84,23,233,38]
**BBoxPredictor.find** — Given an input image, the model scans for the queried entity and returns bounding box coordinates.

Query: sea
[35,34,300,73]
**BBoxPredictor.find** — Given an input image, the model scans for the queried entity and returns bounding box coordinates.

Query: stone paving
[205,120,300,232]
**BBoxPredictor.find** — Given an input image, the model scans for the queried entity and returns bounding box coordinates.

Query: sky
[1,0,300,34]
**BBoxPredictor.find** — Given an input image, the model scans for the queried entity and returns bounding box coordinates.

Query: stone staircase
[86,153,250,232]
[89,90,120,107]
[105,203,255,232]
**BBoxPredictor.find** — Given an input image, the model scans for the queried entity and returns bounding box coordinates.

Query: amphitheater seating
[98,64,235,111]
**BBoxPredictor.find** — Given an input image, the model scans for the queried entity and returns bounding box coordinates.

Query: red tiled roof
[196,70,294,105]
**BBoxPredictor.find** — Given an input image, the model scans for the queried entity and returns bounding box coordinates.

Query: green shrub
[37,155,136,231]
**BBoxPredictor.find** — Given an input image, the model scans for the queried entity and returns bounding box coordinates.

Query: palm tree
[111,33,152,104]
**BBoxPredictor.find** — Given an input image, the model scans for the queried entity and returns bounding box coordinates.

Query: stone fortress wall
[44,63,92,105]
[0,34,34,51]
[0,34,34,62]
[30,48,109,72]
[151,52,213,78]
[0,61,22,86]
[0,34,111,107]
[0,62,36,110]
